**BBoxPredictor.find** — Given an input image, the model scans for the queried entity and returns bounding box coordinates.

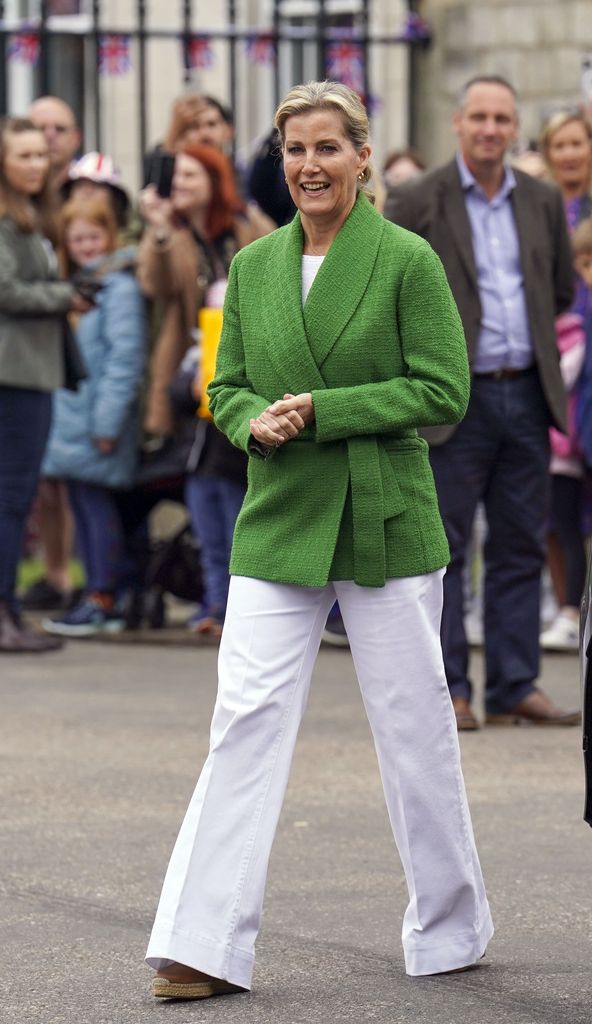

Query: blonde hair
[274,80,374,194]
[572,216,592,258]
[540,111,592,176]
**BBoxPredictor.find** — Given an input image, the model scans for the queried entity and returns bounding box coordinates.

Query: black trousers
[0,386,52,609]
[429,371,550,714]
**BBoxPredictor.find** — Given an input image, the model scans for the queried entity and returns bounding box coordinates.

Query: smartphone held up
[143,151,176,199]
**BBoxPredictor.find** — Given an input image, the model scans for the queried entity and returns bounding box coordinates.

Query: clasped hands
[250,393,314,448]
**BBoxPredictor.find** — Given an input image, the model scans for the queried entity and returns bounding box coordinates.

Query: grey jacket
[384,160,573,443]
[0,216,74,391]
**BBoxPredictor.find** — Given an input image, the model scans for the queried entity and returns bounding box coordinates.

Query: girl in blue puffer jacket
[42,196,146,636]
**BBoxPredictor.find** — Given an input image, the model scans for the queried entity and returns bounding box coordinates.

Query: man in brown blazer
[385,75,579,729]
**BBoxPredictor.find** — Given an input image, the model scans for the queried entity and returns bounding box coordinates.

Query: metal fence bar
[361,0,370,102]
[181,0,191,86]
[137,0,148,159]
[0,9,425,156]
[406,0,418,148]
[317,0,328,82]
[0,20,419,44]
[92,0,101,148]
[38,0,49,95]
[272,0,280,109]
[227,0,237,147]
[0,24,416,45]
[0,1,5,116]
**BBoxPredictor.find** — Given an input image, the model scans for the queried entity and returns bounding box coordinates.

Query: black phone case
[143,151,175,198]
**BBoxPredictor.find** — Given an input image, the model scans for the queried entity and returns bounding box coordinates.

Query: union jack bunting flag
[8,31,40,65]
[394,12,432,43]
[98,34,132,76]
[245,33,276,65]
[326,40,364,95]
[366,94,383,115]
[184,35,215,70]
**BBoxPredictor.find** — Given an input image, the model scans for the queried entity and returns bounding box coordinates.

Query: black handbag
[144,523,203,603]
[61,316,88,392]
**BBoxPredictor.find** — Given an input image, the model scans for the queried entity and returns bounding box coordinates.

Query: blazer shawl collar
[303,194,385,369]
[262,194,385,391]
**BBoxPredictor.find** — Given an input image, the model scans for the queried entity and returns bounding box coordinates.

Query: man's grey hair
[456,76,518,112]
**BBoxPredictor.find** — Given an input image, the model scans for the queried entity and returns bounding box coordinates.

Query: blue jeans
[429,371,550,714]
[67,480,126,593]
[0,386,52,610]
[184,474,246,616]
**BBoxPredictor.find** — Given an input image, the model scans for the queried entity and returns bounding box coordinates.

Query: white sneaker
[540,613,579,652]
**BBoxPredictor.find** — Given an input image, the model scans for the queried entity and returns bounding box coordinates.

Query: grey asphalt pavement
[1,638,590,1024]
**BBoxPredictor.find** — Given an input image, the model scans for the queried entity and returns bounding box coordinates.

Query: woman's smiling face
[546,119,592,195]
[283,108,370,232]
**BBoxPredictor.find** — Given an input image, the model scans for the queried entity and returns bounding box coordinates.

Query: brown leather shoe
[485,687,581,726]
[0,603,64,653]
[452,696,480,731]
[152,963,245,1001]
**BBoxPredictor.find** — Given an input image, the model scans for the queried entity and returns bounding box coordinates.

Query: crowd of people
[0,79,591,699]
[1,73,591,1002]
[0,92,280,652]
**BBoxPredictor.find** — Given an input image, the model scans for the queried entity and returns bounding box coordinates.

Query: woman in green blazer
[147,82,493,1001]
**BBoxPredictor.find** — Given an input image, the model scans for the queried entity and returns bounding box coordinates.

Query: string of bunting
[5,13,432,76]
[326,29,364,94]
[98,34,132,76]
[245,32,276,65]
[7,28,40,65]
[183,34,215,70]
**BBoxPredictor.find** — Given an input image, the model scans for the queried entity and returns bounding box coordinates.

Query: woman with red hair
[138,144,257,633]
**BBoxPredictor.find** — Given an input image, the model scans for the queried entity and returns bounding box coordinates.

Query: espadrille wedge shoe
[152,963,245,1001]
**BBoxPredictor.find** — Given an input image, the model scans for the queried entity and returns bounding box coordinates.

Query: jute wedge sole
[152,976,243,1000]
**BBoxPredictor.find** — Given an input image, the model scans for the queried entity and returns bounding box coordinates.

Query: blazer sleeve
[0,226,72,315]
[207,257,273,453]
[313,242,470,442]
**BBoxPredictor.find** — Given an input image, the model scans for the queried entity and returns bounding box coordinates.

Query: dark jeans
[184,474,246,616]
[0,386,52,610]
[67,480,126,593]
[429,371,550,714]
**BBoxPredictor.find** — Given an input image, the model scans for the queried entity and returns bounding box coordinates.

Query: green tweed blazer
[208,194,469,588]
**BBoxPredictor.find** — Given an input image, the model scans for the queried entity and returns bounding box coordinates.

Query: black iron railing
[0,1,431,167]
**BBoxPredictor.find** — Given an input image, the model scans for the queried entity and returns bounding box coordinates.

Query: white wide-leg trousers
[146,572,493,987]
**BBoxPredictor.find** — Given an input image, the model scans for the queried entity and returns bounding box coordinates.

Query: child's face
[574,251,592,289]
[66,217,110,266]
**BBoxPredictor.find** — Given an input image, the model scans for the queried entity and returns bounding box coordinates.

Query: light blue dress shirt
[457,153,533,372]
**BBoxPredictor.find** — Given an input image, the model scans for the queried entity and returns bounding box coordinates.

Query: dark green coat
[208,194,469,588]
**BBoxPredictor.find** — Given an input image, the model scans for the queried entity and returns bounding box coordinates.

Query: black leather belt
[473,367,535,380]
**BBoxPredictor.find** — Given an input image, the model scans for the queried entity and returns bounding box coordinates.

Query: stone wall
[415,0,592,165]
